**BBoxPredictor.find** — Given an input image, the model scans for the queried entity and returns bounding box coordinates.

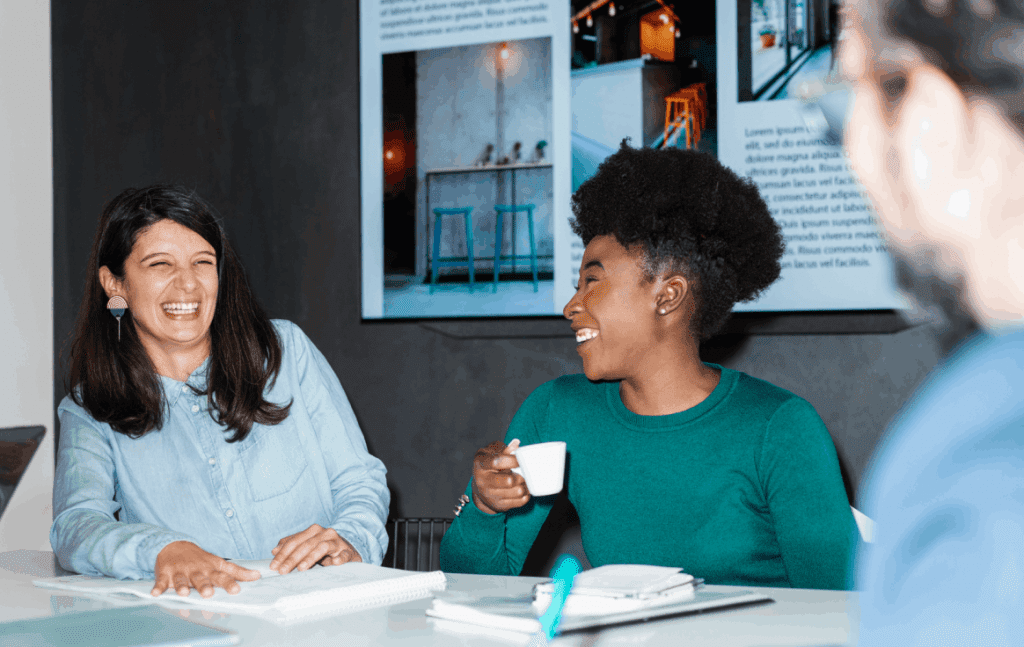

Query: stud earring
[107,296,127,341]
[659,308,667,315]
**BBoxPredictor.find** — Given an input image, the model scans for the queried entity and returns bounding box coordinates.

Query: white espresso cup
[511,441,567,496]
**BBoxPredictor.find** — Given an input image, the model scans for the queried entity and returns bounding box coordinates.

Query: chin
[580,361,611,383]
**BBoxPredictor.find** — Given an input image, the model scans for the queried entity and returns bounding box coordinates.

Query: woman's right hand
[471,439,530,514]
[152,541,260,598]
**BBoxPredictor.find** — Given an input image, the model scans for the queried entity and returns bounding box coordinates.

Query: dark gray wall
[53,0,945,532]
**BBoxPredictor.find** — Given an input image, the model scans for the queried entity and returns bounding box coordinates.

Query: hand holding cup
[472,439,529,514]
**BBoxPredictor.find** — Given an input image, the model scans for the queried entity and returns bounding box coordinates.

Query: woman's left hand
[269,524,361,574]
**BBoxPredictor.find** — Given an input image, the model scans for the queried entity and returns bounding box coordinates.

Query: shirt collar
[160,356,211,406]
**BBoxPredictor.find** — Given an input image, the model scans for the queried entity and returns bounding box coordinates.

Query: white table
[0,550,857,646]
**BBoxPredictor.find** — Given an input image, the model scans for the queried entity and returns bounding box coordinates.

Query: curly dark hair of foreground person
[66,185,290,442]
[570,141,784,340]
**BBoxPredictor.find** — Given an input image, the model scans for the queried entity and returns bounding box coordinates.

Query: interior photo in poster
[382,37,555,318]
[569,0,717,191]
[737,0,838,102]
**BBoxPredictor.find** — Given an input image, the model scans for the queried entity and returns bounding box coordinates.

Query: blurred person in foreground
[842,1,1024,643]
[53,185,389,597]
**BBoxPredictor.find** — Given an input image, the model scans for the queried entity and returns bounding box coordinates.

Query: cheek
[847,86,921,242]
[580,282,607,312]
[123,275,162,310]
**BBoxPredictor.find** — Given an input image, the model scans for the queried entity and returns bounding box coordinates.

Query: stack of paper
[34,560,447,625]
[426,564,772,635]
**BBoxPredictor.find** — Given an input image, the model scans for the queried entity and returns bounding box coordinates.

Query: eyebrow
[582,260,604,271]
[138,250,216,263]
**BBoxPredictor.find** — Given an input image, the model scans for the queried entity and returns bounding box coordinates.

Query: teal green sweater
[440,367,858,590]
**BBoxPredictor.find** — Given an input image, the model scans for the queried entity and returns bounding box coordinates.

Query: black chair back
[384,518,453,571]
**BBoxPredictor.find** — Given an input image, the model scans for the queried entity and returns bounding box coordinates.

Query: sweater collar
[604,363,736,432]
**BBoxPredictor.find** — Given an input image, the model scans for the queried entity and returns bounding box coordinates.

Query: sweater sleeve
[759,398,859,590]
[440,382,558,575]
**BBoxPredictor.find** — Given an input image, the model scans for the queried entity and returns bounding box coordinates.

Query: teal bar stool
[430,207,475,293]
[492,204,538,293]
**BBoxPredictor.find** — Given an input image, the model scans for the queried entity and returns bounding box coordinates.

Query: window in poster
[360,0,903,320]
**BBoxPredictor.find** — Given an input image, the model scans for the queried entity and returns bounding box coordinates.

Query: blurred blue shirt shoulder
[858,330,1024,645]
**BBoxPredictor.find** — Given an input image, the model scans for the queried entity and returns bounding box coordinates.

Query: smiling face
[100,219,219,358]
[563,235,663,381]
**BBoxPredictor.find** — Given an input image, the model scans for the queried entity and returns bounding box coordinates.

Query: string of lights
[572,0,681,38]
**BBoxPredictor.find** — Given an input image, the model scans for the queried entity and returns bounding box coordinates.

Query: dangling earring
[107,296,127,341]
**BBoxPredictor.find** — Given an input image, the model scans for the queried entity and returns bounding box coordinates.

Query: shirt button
[208,457,216,465]
[225,509,234,518]
[191,404,200,413]
[181,385,189,393]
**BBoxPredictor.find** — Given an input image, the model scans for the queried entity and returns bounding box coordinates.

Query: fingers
[152,542,257,598]
[474,439,521,472]
[223,561,261,582]
[174,574,191,597]
[277,537,336,574]
[192,574,215,598]
[492,439,521,471]
[271,525,343,574]
[152,573,171,597]
[211,570,242,595]
[471,438,532,514]
[270,524,321,570]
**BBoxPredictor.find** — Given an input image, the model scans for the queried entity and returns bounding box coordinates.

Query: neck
[139,336,212,383]
[618,334,720,416]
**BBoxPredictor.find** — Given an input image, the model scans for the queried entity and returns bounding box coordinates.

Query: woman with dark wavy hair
[441,143,857,589]
[54,185,389,598]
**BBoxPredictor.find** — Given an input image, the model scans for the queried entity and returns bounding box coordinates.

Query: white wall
[0,0,54,551]
[571,60,644,150]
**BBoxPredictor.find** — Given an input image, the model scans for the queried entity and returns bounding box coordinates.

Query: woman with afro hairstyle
[441,142,858,590]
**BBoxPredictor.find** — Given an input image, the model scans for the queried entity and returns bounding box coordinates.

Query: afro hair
[570,141,784,340]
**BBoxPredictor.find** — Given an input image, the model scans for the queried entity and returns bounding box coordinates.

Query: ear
[654,273,689,316]
[98,266,124,300]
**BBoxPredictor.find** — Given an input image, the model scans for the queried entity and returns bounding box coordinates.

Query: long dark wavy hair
[67,185,290,442]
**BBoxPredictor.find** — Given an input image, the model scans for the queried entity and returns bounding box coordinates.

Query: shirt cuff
[331,521,382,566]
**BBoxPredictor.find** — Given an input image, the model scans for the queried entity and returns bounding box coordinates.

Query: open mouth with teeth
[575,328,599,344]
[162,302,200,318]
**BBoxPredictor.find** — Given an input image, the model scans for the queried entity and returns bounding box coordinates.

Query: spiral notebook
[34,561,446,625]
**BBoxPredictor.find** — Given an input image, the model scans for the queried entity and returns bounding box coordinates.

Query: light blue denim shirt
[52,320,390,580]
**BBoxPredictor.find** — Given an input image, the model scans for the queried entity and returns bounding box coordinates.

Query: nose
[563,290,581,320]
[175,264,200,291]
